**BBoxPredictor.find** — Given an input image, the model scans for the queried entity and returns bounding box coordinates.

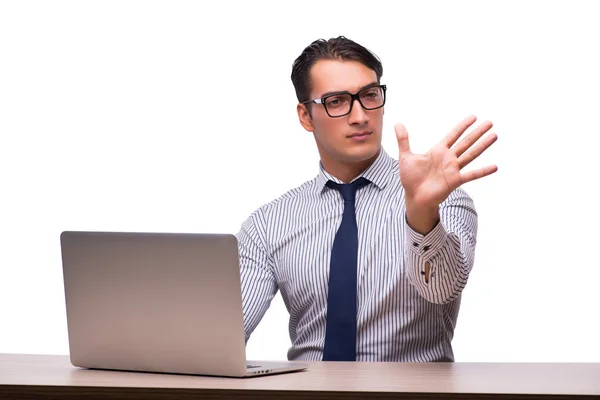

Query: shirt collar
[315,148,396,193]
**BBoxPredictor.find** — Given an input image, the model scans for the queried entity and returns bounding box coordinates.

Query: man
[237,36,497,362]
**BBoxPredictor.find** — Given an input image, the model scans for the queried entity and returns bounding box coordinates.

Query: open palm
[395,115,498,209]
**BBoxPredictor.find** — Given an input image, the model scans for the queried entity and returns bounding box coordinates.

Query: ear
[297,103,314,132]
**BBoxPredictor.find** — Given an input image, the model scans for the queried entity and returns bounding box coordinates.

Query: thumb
[394,123,411,156]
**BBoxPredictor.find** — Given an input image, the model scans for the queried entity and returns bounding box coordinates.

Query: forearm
[404,188,477,304]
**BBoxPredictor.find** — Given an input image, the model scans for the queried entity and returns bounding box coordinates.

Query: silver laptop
[60,231,307,377]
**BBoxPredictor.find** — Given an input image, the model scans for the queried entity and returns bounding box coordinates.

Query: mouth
[347,131,372,138]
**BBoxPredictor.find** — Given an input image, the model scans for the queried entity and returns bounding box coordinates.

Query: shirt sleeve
[237,209,278,343]
[404,187,477,304]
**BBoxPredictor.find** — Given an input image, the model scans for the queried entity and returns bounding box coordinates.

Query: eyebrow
[319,82,380,99]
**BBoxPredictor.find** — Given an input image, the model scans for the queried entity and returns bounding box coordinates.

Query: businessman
[237,36,497,362]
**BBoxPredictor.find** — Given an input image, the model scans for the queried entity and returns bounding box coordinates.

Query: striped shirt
[237,148,477,362]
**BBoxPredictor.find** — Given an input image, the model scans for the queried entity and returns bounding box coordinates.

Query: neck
[322,150,380,184]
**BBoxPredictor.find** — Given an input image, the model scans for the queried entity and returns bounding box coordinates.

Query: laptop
[60,231,307,377]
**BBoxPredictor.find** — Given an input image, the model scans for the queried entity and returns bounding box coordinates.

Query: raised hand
[395,115,498,233]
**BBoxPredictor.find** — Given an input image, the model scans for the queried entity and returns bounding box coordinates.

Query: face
[297,59,384,172]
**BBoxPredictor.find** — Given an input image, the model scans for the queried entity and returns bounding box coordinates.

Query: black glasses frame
[302,84,387,118]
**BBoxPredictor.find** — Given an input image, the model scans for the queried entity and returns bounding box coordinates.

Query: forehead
[309,59,378,96]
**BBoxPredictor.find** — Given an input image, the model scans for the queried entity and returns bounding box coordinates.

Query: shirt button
[423,245,431,252]
[412,242,418,247]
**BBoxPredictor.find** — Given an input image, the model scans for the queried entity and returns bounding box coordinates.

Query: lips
[348,131,371,138]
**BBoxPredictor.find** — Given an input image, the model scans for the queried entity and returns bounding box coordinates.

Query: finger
[460,164,498,185]
[453,120,494,158]
[457,132,498,169]
[395,123,412,156]
[443,115,477,148]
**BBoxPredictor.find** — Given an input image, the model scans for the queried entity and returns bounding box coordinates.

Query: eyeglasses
[302,84,387,118]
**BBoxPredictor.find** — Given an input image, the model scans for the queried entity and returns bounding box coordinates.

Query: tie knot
[326,177,370,203]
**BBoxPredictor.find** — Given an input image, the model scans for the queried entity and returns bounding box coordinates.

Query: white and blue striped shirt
[237,148,477,362]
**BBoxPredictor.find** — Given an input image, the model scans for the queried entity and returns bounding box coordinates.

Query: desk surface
[1,354,599,399]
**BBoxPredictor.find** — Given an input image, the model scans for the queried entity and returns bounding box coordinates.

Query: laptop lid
[60,231,253,377]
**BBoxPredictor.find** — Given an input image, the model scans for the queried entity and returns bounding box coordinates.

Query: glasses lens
[324,94,352,117]
[359,86,385,110]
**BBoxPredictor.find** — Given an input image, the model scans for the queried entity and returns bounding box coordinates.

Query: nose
[347,98,369,125]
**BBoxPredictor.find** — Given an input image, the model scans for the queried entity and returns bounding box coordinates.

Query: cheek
[314,117,345,141]
[373,108,384,120]
[371,111,385,130]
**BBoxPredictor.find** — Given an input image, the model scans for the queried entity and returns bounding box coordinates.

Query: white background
[1,0,599,362]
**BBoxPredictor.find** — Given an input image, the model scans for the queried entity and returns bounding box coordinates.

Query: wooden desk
[1,354,599,399]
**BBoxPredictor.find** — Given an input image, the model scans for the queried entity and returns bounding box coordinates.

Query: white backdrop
[1,0,599,362]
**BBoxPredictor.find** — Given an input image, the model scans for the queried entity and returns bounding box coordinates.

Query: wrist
[405,198,440,235]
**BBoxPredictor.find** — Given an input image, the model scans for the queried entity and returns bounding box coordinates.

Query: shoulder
[242,176,320,227]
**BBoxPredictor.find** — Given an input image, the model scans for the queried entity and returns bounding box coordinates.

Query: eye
[362,90,380,99]
[325,96,347,107]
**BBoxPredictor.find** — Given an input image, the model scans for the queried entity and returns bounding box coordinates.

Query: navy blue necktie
[323,177,370,361]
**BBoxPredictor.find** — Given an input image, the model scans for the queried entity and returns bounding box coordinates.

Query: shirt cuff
[405,217,448,259]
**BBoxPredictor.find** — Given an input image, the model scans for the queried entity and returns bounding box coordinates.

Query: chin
[343,143,381,162]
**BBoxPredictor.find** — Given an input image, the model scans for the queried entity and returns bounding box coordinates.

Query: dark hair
[291,36,383,106]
